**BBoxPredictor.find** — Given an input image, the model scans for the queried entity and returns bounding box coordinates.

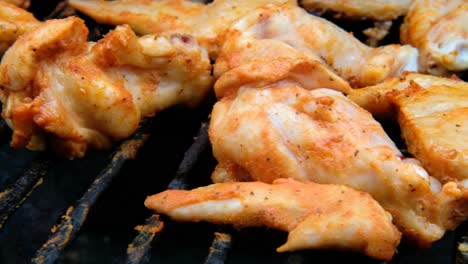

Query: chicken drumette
[0,17,212,158]
[68,0,296,58]
[349,72,468,184]
[215,4,418,88]
[301,0,412,21]
[0,1,40,54]
[401,0,468,75]
[145,178,401,261]
[69,0,418,82]
[209,80,467,246]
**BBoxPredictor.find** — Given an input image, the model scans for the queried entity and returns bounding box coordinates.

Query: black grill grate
[0,155,52,228]
[32,122,152,264]
[0,1,466,264]
[126,121,213,264]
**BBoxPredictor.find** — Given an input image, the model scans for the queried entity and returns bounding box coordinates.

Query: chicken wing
[348,72,468,118]
[390,82,468,185]
[209,84,468,246]
[0,17,212,158]
[145,178,401,260]
[0,1,40,54]
[215,4,418,88]
[400,0,468,75]
[301,0,412,21]
[68,0,295,58]
[1,0,30,8]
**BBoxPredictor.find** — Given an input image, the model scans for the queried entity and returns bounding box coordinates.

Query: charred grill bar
[0,1,467,264]
[125,121,229,264]
[31,123,152,264]
[203,231,233,264]
[0,156,52,228]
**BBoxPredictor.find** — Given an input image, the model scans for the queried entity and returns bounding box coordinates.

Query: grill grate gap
[31,123,152,264]
[0,119,10,145]
[0,155,52,229]
[126,120,213,264]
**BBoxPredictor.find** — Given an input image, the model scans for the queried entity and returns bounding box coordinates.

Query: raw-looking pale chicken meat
[215,4,418,88]
[209,83,468,246]
[1,0,30,8]
[0,1,40,54]
[68,0,296,58]
[348,72,468,118]
[0,17,212,158]
[301,0,412,21]
[401,0,468,75]
[350,72,468,184]
[145,178,401,261]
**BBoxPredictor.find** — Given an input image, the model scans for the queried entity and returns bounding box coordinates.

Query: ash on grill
[0,1,466,264]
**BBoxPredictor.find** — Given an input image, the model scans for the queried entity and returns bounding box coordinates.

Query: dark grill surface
[0,1,467,264]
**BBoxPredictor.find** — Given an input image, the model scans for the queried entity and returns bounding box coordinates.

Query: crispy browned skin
[401,0,468,75]
[0,17,212,158]
[1,0,30,8]
[0,1,40,54]
[301,0,412,21]
[68,0,296,58]
[214,4,418,89]
[348,72,468,118]
[145,178,401,260]
[389,82,468,184]
[210,82,468,246]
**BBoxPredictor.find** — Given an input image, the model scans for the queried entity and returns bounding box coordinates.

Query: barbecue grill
[0,1,467,263]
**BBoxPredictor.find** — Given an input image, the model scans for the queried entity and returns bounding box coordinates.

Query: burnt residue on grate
[32,123,151,264]
[126,121,212,264]
[0,155,52,229]
[127,214,164,264]
[204,231,233,264]
[0,1,466,264]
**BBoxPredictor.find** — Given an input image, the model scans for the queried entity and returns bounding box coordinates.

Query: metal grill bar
[204,232,233,264]
[126,121,210,264]
[0,156,52,229]
[31,124,151,264]
[126,214,164,264]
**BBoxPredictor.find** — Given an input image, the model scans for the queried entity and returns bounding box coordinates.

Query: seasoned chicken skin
[301,0,412,21]
[68,0,295,58]
[210,84,468,246]
[0,1,40,54]
[1,0,30,8]
[401,0,468,75]
[215,4,418,88]
[145,178,401,260]
[390,83,468,184]
[348,72,468,118]
[0,17,212,158]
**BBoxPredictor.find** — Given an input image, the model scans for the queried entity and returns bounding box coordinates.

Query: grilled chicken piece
[401,0,468,75]
[301,0,412,21]
[1,0,30,8]
[210,84,468,246]
[390,83,468,184]
[215,4,418,88]
[68,0,295,58]
[351,72,468,185]
[145,178,401,260]
[0,1,40,54]
[348,72,468,118]
[0,17,212,158]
